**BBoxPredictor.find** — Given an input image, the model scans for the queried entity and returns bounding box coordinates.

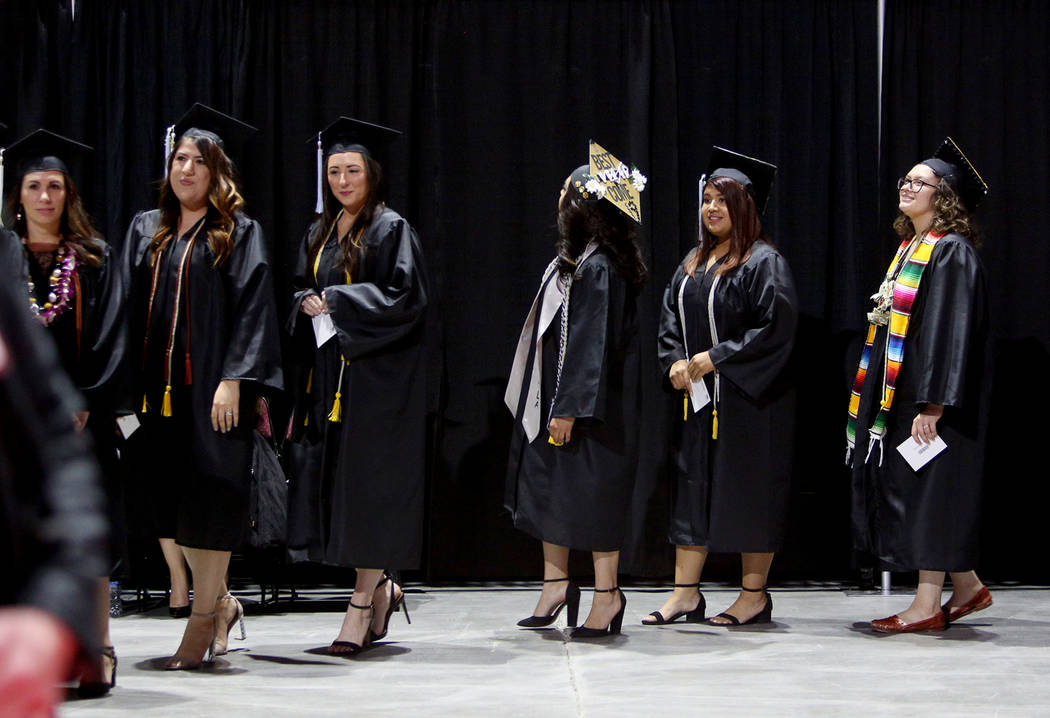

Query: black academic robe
[0,271,108,664]
[505,249,641,552]
[124,210,283,550]
[658,241,797,552]
[287,207,428,569]
[0,229,127,570]
[849,233,989,572]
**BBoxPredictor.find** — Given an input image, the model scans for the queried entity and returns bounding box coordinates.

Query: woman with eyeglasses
[847,139,991,633]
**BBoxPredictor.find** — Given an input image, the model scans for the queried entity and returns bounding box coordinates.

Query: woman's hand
[211,379,241,433]
[669,359,690,391]
[548,416,575,445]
[300,292,328,317]
[686,351,715,381]
[911,403,944,445]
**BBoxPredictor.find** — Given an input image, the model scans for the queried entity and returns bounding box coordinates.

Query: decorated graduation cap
[700,146,777,216]
[921,136,988,211]
[309,116,402,213]
[1,129,93,221]
[164,103,257,174]
[570,139,648,224]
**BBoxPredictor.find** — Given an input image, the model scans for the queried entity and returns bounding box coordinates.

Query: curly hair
[893,177,980,247]
[151,132,244,267]
[555,177,647,290]
[4,170,104,267]
[686,175,770,277]
[307,152,385,281]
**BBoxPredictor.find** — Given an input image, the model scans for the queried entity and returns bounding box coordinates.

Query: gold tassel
[161,384,173,417]
[711,409,718,440]
[327,391,342,422]
[305,368,313,394]
[683,393,689,421]
[141,393,149,414]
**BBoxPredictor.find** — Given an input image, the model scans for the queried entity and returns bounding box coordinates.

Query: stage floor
[62,585,1050,717]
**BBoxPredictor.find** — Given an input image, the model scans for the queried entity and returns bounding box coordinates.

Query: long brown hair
[306,152,385,282]
[5,170,104,267]
[893,176,980,247]
[150,132,244,267]
[556,178,647,290]
[686,175,768,277]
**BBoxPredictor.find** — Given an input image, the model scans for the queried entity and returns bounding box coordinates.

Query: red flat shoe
[942,586,992,623]
[870,611,946,633]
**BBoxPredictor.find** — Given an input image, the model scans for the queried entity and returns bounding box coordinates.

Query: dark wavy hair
[893,176,980,247]
[4,170,104,267]
[306,152,386,280]
[686,175,769,277]
[150,132,244,267]
[555,178,647,290]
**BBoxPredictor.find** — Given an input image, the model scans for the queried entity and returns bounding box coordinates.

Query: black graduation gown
[505,250,642,552]
[849,233,988,572]
[0,271,108,662]
[287,207,428,569]
[124,210,283,550]
[0,230,127,571]
[658,241,797,552]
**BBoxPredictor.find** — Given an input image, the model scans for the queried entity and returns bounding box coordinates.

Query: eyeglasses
[897,176,937,193]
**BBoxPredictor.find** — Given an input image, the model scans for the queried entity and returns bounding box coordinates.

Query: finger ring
[225,410,233,415]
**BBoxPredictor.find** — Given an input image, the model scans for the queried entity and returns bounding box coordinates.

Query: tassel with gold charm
[161,384,173,417]
[328,358,347,423]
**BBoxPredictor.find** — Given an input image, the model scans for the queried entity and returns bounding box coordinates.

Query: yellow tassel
[711,409,718,440]
[161,384,173,417]
[327,391,342,422]
[303,413,310,427]
[683,393,689,421]
[141,393,149,414]
[305,368,313,394]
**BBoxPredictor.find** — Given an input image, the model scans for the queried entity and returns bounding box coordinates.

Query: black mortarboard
[164,103,257,172]
[308,116,402,212]
[1,129,92,208]
[921,136,988,211]
[701,146,777,215]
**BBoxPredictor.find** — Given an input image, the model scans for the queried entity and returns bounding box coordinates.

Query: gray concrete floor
[62,586,1050,717]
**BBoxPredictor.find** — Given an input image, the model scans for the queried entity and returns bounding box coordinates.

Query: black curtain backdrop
[2,0,1043,583]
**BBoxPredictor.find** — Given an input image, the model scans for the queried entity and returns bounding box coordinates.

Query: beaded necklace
[26,243,78,326]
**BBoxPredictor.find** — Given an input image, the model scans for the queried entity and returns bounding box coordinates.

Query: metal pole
[881,570,892,595]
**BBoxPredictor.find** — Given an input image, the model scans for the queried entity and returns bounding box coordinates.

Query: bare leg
[331,568,383,651]
[581,550,621,629]
[944,570,985,607]
[643,545,707,623]
[708,552,774,625]
[159,538,190,610]
[164,547,229,668]
[895,570,945,623]
[530,542,571,617]
[96,577,114,682]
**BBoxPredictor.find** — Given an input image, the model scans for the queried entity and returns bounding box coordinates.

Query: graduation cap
[164,103,257,174]
[1,129,93,222]
[309,116,402,213]
[569,139,648,224]
[921,136,988,211]
[700,146,777,216]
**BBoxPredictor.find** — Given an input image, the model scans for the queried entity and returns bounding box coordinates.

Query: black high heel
[329,600,374,655]
[707,585,773,626]
[168,586,191,618]
[370,574,411,642]
[77,645,117,697]
[517,577,581,628]
[642,582,706,625]
[570,587,626,638]
[212,594,246,656]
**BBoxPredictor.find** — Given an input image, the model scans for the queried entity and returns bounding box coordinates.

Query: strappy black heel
[517,577,581,628]
[570,587,626,638]
[329,600,374,655]
[371,574,411,642]
[642,582,706,625]
[707,585,773,626]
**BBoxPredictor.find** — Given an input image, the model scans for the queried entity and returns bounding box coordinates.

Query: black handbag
[247,398,288,550]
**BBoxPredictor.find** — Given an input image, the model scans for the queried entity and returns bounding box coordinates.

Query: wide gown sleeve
[907,236,986,409]
[286,222,322,334]
[220,219,284,392]
[78,242,127,407]
[324,215,428,362]
[657,258,691,376]
[708,248,798,401]
[550,257,612,422]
